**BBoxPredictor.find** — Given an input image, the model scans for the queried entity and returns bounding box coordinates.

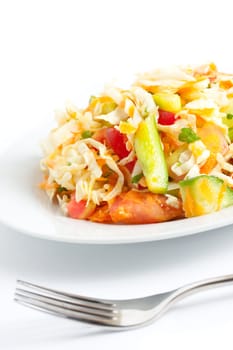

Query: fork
[14,275,233,328]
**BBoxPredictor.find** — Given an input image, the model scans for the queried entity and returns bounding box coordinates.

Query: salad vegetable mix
[40,63,233,224]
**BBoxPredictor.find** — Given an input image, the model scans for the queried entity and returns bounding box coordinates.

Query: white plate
[1,127,233,244]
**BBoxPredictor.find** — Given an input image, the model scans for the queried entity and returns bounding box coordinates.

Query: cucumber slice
[134,113,168,193]
[221,186,233,209]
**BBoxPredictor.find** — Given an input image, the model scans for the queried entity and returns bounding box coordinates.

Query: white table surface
[1,224,233,350]
[1,1,233,349]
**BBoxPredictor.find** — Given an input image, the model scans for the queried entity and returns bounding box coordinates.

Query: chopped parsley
[226,113,233,119]
[81,130,93,139]
[131,173,143,184]
[57,186,67,194]
[178,128,200,143]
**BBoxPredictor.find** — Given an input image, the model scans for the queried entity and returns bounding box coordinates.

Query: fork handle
[171,274,233,303]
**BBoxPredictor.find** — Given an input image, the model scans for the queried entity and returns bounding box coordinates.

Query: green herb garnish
[81,130,93,139]
[178,128,200,143]
[226,113,233,120]
[131,173,143,184]
[57,186,67,193]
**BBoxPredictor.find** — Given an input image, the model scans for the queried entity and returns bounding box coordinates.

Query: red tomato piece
[67,195,96,219]
[92,128,108,143]
[93,127,135,170]
[158,110,176,125]
[125,159,136,172]
[105,128,130,159]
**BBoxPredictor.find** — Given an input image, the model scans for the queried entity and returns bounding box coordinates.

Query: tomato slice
[105,128,130,159]
[92,128,108,144]
[158,110,176,125]
[125,159,136,172]
[67,195,96,219]
[93,127,129,159]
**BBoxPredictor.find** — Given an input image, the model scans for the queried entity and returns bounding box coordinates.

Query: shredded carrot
[220,80,233,90]
[107,172,118,186]
[141,85,160,94]
[196,115,205,128]
[89,204,112,223]
[96,177,108,182]
[160,132,179,155]
[39,180,57,191]
[86,96,115,113]
[96,158,106,167]
[46,159,55,169]
[200,153,217,174]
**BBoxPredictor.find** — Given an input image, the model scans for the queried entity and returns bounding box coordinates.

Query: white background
[1,0,233,349]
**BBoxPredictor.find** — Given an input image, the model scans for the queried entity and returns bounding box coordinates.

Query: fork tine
[14,293,118,326]
[15,288,117,318]
[16,280,115,310]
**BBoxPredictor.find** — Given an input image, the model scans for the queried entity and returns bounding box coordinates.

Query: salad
[40,63,233,224]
